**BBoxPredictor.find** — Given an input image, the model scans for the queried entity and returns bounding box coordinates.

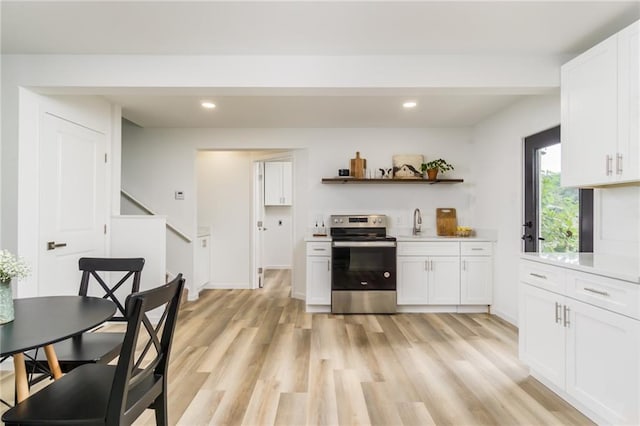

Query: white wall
[594,187,640,257]
[121,127,474,299]
[472,95,561,325]
[264,206,293,269]
[196,151,253,288]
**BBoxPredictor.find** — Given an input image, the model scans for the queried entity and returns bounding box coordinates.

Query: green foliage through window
[540,171,579,252]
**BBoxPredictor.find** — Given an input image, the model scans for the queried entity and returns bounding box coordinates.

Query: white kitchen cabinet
[397,256,429,304]
[519,258,640,425]
[561,20,639,187]
[194,235,211,289]
[264,161,292,206]
[519,283,566,390]
[566,299,640,425]
[460,256,492,305]
[398,255,460,305]
[427,256,461,305]
[306,242,331,305]
[460,242,493,305]
[397,241,489,306]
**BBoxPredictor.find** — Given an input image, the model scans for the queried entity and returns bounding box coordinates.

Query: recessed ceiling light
[403,101,417,109]
[201,101,216,109]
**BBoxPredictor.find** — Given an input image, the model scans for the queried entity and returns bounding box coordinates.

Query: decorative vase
[426,168,439,180]
[0,279,14,324]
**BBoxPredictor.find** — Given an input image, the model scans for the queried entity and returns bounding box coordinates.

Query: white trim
[305,304,331,313]
[203,282,252,290]
[491,307,518,326]
[265,265,292,270]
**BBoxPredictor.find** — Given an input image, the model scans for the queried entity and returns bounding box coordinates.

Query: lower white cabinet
[519,259,640,425]
[397,241,492,306]
[397,256,460,304]
[306,242,331,305]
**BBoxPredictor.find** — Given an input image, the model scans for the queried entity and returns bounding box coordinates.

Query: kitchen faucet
[413,208,422,235]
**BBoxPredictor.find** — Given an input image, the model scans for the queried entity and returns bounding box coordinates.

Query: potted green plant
[421,159,454,180]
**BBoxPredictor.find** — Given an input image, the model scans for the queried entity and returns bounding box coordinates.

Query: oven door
[331,241,396,291]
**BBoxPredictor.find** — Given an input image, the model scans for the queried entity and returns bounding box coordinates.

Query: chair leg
[153,392,168,426]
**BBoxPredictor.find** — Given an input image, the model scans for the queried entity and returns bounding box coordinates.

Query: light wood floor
[1,269,593,425]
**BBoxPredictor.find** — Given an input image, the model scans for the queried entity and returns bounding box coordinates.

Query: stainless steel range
[330,214,397,314]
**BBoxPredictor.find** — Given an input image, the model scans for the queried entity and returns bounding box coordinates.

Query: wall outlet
[174,191,184,200]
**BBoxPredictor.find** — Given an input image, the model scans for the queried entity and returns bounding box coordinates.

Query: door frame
[523,126,593,253]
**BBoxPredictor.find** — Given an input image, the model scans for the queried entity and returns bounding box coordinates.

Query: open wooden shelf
[321,178,464,184]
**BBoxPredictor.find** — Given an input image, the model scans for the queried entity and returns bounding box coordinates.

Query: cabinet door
[617,21,639,183]
[397,256,429,305]
[264,162,283,206]
[566,299,640,425]
[561,35,618,187]
[427,256,460,304]
[306,256,331,305]
[281,161,293,205]
[460,256,492,305]
[519,284,566,389]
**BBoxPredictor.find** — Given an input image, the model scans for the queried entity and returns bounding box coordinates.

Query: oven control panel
[330,214,387,228]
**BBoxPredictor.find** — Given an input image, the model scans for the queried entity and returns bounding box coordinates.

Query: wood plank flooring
[1,269,594,425]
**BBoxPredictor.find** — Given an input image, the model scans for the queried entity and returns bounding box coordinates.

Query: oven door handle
[332,241,397,248]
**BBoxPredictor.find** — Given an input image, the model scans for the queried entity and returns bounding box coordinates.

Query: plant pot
[426,168,439,180]
[0,279,14,324]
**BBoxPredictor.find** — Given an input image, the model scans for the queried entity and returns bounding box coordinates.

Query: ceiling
[3,1,639,128]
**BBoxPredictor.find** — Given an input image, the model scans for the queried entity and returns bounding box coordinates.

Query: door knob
[47,241,67,250]
[522,221,533,228]
[521,235,533,242]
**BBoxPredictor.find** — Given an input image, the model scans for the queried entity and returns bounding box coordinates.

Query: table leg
[12,353,28,403]
[43,345,63,380]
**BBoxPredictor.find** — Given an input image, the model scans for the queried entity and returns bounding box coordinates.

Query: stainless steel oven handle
[332,241,397,247]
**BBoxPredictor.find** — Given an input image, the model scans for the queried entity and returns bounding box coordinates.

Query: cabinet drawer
[306,242,331,256]
[461,242,492,256]
[566,270,640,320]
[397,242,459,256]
[520,260,565,294]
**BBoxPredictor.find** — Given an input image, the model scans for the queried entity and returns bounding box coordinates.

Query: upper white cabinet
[264,161,292,206]
[561,20,639,187]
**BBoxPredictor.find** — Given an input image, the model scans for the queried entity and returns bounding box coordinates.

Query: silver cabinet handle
[47,241,67,250]
[530,273,547,279]
[555,302,561,324]
[430,260,433,271]
[471,248,484,251]
[563,305,571,328]
[606,155,613,176]
[313,248,325,251]
[327,260,330,271]
[584,287,609,297]
[425,260,429,271]
[616,153,623,175]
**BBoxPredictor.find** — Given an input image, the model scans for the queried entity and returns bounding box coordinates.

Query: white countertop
[395,235,493,242]
[521,252,640,284]
[304,235,492,242]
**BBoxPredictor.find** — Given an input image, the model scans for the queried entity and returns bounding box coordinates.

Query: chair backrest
[106,274,184,426]
[78,257,145,321]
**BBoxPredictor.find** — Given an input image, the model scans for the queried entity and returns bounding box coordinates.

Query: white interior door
[253,161,266,289]
[39,113,107,296]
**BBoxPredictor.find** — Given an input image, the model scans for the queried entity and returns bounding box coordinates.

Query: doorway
[523,126,593,253]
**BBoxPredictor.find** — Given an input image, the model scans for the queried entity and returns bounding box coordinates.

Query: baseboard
[203,282,252,290]
[291,290,305,300]
[0,357,14,371]
[265,265,292,270]
[490,307,518,326]
[306,304,331,313]
[396,305,490,314]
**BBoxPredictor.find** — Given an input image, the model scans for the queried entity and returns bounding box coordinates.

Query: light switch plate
[175,191,184,200]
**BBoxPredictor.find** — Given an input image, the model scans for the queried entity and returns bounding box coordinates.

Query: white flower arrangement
[0,249,30,283]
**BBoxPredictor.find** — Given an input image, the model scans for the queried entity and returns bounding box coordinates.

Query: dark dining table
[0,296,116,402]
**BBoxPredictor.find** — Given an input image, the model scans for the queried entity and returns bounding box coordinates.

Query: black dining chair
[25,257,145,380]
[2,274,185,426]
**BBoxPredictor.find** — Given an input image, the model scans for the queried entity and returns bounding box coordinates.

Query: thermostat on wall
[175,191,184,200]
